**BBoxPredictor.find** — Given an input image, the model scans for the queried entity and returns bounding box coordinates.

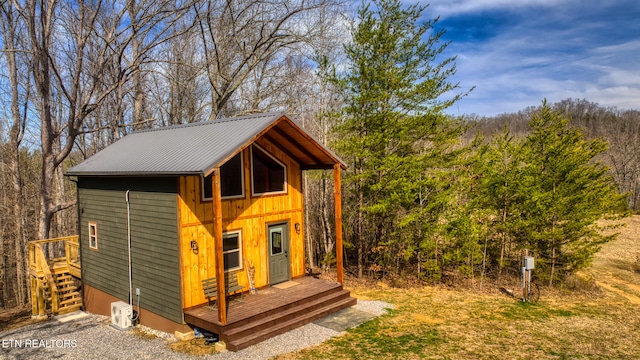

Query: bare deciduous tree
[11,0,193,239]
[1,0,30,306]
[195,0,334,118]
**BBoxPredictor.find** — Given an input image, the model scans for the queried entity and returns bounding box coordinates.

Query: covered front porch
[183,276,356,351]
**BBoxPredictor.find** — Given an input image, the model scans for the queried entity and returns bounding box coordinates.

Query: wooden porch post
[212,168,227,324]
[334,164,344,285]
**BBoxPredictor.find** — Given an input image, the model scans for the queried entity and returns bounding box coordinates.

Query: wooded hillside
[470,99,640,212]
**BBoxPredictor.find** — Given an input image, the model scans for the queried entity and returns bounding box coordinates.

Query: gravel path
[0,300,392,360]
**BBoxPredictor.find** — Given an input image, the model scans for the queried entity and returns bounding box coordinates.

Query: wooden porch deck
[183,276,356,351]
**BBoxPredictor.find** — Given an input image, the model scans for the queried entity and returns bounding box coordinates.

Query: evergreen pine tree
[332,0,469,278]
[479,126,527,273]
[520,101,626,285]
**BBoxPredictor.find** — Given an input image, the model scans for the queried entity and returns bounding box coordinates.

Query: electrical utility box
[524,256,535,270]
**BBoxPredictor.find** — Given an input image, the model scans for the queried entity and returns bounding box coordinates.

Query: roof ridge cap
[132,112,286,134]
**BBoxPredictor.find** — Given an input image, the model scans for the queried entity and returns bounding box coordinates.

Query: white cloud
[425,0,574,17]
[582,86,640,110]
[601,70,640,87]
[413,0,640,116]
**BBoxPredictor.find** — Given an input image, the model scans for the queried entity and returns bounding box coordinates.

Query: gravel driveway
[0,300,391,360]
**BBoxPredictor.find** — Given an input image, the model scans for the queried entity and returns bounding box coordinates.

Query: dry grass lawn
[279,215,640,359]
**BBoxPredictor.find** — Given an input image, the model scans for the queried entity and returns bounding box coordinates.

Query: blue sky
[417,0,640,117]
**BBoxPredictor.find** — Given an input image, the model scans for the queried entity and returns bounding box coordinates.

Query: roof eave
[64,171,203,177]
[276,116,348,170]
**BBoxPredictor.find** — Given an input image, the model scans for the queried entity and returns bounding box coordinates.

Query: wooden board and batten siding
[78,177,183,323]
[179,137,305,309]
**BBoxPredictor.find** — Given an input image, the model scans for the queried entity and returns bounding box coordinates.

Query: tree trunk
[38,161,55,240]
[3,1,27,305]
[128,0,145,129]
[549,245,556,287]
[499,204,507,277]
[357,171,364,278]
[26,0,56,241]
[549,185,557,287]
[321,176,335,270]
[10,149,26,305]
[303,173,314,269]
[481,236,488,289]
[0,214,4,308]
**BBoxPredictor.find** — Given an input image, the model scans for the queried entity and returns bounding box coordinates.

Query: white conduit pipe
[125,190,139,322]
[126,190,132,305]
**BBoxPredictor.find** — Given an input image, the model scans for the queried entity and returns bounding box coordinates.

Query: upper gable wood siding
[178,137,305,308]
[78,177,183,324]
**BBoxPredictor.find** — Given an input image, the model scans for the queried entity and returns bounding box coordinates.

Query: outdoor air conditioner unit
[111,301,133,329]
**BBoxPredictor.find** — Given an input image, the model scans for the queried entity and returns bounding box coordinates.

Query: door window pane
[271,230,282,255]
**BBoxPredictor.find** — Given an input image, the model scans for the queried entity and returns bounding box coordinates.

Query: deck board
[184,276,341,325]
[183,276,356,350]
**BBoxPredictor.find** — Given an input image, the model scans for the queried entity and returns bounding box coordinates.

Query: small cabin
[66,113,351,348]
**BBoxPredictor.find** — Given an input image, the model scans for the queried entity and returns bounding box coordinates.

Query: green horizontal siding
[78,177,183,324]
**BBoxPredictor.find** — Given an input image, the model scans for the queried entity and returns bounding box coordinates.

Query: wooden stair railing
[29,236,82,317]
[65,239,81,278]
[31,245,59,316]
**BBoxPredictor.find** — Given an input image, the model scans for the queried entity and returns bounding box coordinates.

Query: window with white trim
[88,222,98,250]
[203,152,244,200]
[223,231,242,272]
[251,145,286,195]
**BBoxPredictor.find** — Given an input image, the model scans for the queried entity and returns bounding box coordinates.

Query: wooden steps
[29,236,82,317]
[227,291,356,351]
[184,278,357,352]
[37,269,83,315]
[53,272,83,314]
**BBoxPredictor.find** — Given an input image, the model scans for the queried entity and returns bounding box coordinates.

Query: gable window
[223,231,242,272]
[88,222,98,250]
[203,152,244,200]
[251,145,286,195]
